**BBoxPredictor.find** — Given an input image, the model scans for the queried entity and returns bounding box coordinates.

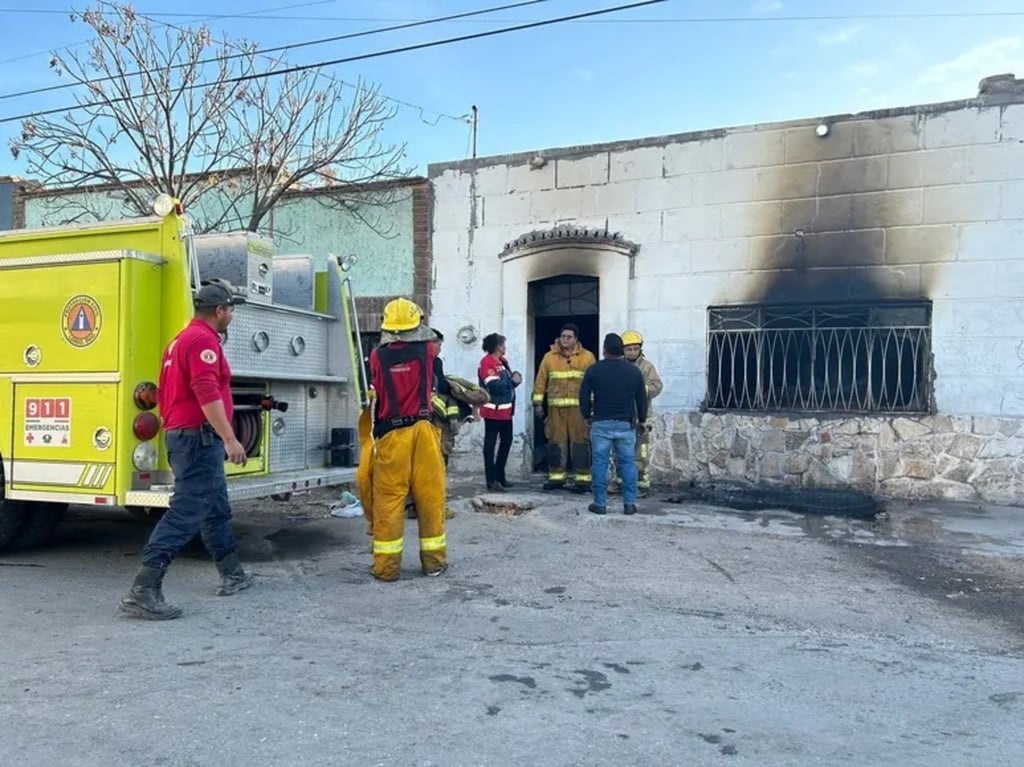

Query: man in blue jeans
[119,279,255,620]
[578,333,648,516]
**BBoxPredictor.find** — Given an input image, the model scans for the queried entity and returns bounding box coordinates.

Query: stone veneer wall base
[448,412,1024,506]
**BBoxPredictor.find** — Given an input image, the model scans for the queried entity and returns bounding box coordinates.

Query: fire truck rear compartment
[8,381,119,502]
[122,238,360,509]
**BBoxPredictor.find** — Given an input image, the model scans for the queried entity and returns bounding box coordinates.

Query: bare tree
[8,3,410,234]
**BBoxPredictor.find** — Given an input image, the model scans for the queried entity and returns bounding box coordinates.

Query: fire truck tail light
[133,441,158,471]
[133,412,160,441]
[134,382,158,410]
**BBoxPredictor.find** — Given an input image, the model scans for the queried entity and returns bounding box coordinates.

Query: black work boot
[214,552,255,596]
[119,565,183,620]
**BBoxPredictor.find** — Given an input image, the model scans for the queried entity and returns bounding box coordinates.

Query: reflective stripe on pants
[365,419,448,580]
[544,405,590,482]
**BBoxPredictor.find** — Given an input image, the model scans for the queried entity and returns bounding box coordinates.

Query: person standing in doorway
[119,279,255,621]
[478,332,522,491]
[532,323,596,492]
[579,333,648,516]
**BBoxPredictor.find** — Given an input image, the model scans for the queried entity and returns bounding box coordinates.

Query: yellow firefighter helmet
[621,329,644,346]
[381,297,423,332]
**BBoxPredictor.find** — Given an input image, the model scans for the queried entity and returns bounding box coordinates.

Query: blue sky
[1,0,1023,178]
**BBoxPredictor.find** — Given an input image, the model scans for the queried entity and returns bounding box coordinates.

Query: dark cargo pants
[142,428,239,569]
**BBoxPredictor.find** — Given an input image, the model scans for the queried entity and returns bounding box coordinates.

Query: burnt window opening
[531,274,599,317]
[705,301,932,414]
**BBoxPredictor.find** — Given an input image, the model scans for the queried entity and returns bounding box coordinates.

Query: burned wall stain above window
[705,301,933,414]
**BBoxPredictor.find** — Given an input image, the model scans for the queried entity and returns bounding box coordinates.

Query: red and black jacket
[370,341,436,438]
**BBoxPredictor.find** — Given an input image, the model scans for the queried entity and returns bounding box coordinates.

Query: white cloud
[817,25,862,48]
[751,0,782,13]
[891,39,919,60]
[843,60,884,80]
[917,36,1024,98]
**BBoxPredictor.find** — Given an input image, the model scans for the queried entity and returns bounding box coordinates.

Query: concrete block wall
[428,94,1024,502]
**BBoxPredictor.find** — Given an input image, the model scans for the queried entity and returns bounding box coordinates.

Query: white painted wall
[429,100,1024,428]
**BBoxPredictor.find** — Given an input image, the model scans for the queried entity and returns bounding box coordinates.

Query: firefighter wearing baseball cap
[119,278,255,620]
[356,297,448,581]
[610,329,663,497]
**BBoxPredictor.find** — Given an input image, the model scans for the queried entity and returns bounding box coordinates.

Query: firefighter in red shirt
[356,298,447,581]
[119,279,255,620]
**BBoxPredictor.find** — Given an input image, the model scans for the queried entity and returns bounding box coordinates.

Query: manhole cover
[471,494,536,517]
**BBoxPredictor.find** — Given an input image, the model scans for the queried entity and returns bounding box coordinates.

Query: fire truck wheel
[0,499,30,551]
[9,502,68,551]
[126,505,166,522]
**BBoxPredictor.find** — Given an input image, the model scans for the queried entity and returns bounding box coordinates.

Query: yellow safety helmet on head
[381,297,423,332]
[621,329,644,347]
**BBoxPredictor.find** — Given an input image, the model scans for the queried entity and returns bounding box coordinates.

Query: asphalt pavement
[1,477,1023,766]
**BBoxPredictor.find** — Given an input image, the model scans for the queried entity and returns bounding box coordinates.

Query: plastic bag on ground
[329,490,364,518]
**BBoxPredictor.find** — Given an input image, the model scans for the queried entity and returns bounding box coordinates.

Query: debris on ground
[329,491,364,518]
[470,494,537,517]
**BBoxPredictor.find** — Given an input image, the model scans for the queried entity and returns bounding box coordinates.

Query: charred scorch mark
[709,129,967,414]
[738,124,958,306]
[748,229,921,305]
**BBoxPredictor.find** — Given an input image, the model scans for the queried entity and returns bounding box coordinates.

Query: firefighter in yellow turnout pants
[356,298,447,581]
[609,329,663,497]
[532,323,597,492]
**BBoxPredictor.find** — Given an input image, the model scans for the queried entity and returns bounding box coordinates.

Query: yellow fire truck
[0,195,369,552]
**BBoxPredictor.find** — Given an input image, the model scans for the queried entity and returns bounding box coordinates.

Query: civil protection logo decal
[61,294,102,348]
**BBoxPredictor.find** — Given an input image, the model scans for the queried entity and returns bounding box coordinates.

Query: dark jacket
[433,356,451,397]
[579,358,647,424]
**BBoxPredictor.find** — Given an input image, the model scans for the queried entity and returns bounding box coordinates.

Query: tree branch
[9,2,411,236]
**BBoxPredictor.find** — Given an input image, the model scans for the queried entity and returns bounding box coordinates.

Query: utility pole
[471,105,478,159]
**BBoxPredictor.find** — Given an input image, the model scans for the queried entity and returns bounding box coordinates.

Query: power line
[1,5,1014,66]
[5,9,1024,22]
[0,0,529,128]
[0,0,554,103]
[102,2,473,130]
[0,0,337,66]
[0,0,666,127]
[102,0,485,126]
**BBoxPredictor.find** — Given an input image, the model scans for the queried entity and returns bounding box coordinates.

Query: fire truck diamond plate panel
[226,304,330,379]
[269,382,308,472]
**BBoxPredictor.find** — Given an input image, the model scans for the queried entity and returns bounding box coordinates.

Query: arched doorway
[497,225,640,478]
[529,274,600,473]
